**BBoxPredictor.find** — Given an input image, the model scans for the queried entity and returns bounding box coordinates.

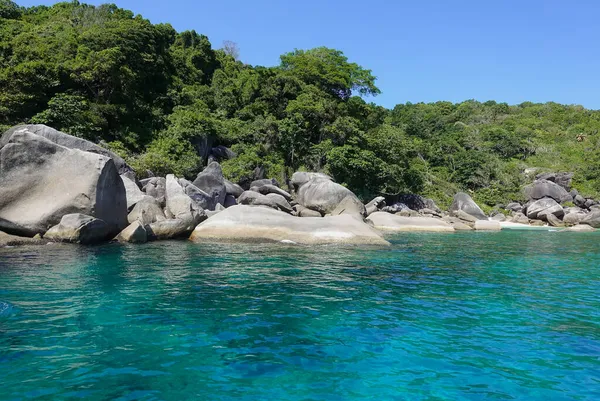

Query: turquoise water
[1,232,599,400]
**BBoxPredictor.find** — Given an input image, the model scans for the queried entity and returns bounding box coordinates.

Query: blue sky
[17,0,600,109]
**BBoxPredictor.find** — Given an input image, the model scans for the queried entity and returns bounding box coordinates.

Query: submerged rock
[190,205,389,245]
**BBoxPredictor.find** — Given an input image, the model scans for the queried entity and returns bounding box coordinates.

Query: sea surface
[0,231,599,400]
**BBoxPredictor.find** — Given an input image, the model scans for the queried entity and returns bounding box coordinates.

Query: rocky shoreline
[1,125,597,249]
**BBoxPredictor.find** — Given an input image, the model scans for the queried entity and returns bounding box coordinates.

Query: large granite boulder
[511,212,530,225]
[563,212,586,226]
[330,195,367,218]
[116,221,147,244]
[526,198,564,220]
[449,193,487,220]
[367,212,454,232]
[474,220,501,231]
[293,204,322,217]
[179,179,212,210]
[290,172,331,190]
[442,216,473,230]
[165,175,206,225]
[297,177,360,215]
[523,179,572,203]
[143,177,166,206]
[192,162,227,209]
[581,210,600,228]
[224,179,244,198]
[127,197,166,225]
[535,172,574,191]
[265,193,293,213]
[252,184,293,201]
[0,129,127,237]
[250,178,280,188]
[1,124,134,176]
[44,214,110,244]
[387,194,441,214]
[146,218,198,240]
[237,191,279,210]
[365,196,386,216]
[189,205,389,245]
[121,175,145,210]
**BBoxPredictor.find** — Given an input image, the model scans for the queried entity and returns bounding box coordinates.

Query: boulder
[449,193,487,220]
[116,221,147,244]
[535,172,573,191]
[0,129,127,237]
[581,210,600,228]
[290,172,331,190]
[165,175,206,225]
[179,179,212,210]
[224,194,237,208]
[585,199,597,209]
[128,196,166,225]
[121,175,146,210]
[44,214,110,244]
[293,204,322,217]
[146,219,198,240]
[224,179,244,198]
[491,213,506,222]
[526,198,564,220]
[192,162,227,208]
[442,216,473,230]
[237,191,279,210]
[382,203,410,214]
[454,210,478,224]
[252,184,293,201]
[505,202,523,212]
[397,209,421,217]
[250,178,280,189]
[474,220,501,231]
[210,145,236,161]
[546,214,565,227]
[367,212,454,232]
[389,194,440,213]
[563,212,586,226]
[523,179,572,203]
[0,231,46,247]
[419,208,441,218]
[529,219,546,226]
[565,224,596,232]
[265,193,293,213]
[511,212,530,225]
[297,177,360,215]
[143,177,166,206]
[190,205,389,245]
[330,195,367,218]
[365,196,386,216]
[574,194,586,208]
[1,124,134,176]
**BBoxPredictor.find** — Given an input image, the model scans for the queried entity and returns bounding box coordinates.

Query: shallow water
[0,231,599,400]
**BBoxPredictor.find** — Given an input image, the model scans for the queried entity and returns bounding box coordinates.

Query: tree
[222,40,239,61]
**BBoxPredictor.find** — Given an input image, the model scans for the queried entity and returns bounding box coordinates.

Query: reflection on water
[0,232,599,400]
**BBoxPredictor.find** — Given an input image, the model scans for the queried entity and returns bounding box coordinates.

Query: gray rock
[419,208,441,218]
[128,196,166,225]
[224,179,244,198]
[474,220,501,231]
[392,194,440,213]
[581,210,600,228]
[382,203,410,214]
[449,193,487,220]
[146,218,198,240]
[179,179,212,210]
[121,175,146,210]
[397,209,421,217]
[535,172,574,191]
[442,216,473,230]
[190,205,389,245]
[210,145,236,161]
[165,175,206,225]
[365,196,386,215]
[237,191,279,210]
[330,195,367,218]
[293,204,322,217]
[290,172,331,190]
[526,198,564,220]
[511,212,530,225]
[224,194,237,208]
[585,199,597,209]
[265,193,293,213]
[563,213,585,226]
[1,124,134,176]
[491,213,506,222]
[523,179,572,203]
[250,178,280,189]
[252,184,293,201]
[454,209,478,224]
[0,129,127,237]
[116,221,147,243]
[297,177,360,215]
[505,202,523,212]
[143,177,166,206]
[574,194,586,208]
[367,212,454,232]
[546,214,565,227]
[44,214,110,244]
[192,162,227,208]
[565,224,596,232]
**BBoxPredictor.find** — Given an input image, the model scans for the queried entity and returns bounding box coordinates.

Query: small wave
[0,301,15,317]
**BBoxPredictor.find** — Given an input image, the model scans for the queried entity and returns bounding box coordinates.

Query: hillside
[2,0,599,209]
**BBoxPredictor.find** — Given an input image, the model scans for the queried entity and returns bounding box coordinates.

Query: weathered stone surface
[127,196,166,225]
[146,218,198,240]
[44,214,110,244]
[190,205,389,245]
[526,198,564,220]
[505,202,523,212]
[367,212,454,232]
[143,177,166,206]
[224,179,244,198]
[297,178,360,215]
[442,216,473,230]
[419,208,441,218]
[0,231,47,247]
[210,145,236,161]
[523,179,572,203]
[192,162,227,208]
[1,124,134,175]
[546,214,565,227]
[224,194,237,208]
[474,220,501,231]
[179,179,212,210]
[491,213,506,222]
[252,184,293,201]
[574,194,586,208]
[565,224,596,232]
[250,178,280,189]
[265,193,293,213]
[290,172,331,190]
[121,175,146,210]
[0,130,127,237]
[535,172,573,191]
[581,210,600,228]
[293,204,322,217]
[238,191,279,210]
[397,209,421,217]
[449,193,487,220]
[165,175,206,224]
[365,196,385,216]
[389,194,441,213]
[529,219,546,226]
[511,212,530,225]
[116,221,147,243]
[563,212,586,226]
[454,210,478,224]
[330,195,367,218]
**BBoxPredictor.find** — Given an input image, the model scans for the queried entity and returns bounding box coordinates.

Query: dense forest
[2,0,600,209]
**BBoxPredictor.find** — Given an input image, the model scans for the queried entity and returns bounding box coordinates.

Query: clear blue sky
[17,0,600,109]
